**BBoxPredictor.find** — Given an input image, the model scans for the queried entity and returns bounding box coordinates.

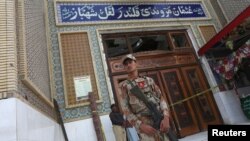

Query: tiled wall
[17,0,56,119]
[47,0,222,122]
[218,0,250,22]
[0,0,18,98]
[23,0,51,99]
[59,32,100,108]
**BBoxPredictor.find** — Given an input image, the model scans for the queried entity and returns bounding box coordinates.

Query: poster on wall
[74,75,93,101]
[55,1,208,25]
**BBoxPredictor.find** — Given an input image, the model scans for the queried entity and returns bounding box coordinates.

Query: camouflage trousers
[138,116,170,141]
[139,132,169,141]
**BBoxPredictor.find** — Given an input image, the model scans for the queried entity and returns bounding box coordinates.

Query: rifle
[128,80,178,141]
[130,84,163,129]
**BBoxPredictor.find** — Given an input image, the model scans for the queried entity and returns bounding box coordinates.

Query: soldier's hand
[160,115,170,133]
[139,123,157,136]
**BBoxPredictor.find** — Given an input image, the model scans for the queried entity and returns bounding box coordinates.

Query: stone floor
[179,131,207,141]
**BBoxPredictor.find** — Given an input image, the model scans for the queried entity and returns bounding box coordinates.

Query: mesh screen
[60,32,99,106]
[199,25,216,42]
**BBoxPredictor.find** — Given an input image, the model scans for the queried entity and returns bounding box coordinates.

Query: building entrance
[102,30,222,137]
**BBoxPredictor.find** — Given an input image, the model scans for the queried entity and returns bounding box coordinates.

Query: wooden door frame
[159,68,200,137]
[180,66,223,128]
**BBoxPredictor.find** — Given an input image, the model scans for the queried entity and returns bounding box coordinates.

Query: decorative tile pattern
[47,0,222,122]
[0,0,17,94]
[199,25,216,42]
[59,32,100,107]
[218,0,250,21]
[23,0,51,99]
[16,0,56,119]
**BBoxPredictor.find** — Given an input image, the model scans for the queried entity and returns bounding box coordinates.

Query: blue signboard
[56,2,207,24]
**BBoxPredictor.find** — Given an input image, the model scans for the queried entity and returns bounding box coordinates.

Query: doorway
[112,65,222,137]
[102,30,222,137]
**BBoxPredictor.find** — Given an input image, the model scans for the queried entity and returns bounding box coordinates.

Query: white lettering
[241,131,247,136]
[212,129,218,136]
[212,129,247,136]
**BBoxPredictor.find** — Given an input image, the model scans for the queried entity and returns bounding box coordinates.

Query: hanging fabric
[213,44,250,80]
[240,94,250,119]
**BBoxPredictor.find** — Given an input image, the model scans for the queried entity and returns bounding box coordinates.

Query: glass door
[180,66,222,129]
[159,69,200,137]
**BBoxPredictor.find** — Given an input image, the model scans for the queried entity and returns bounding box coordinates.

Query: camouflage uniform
[119,76,170,141]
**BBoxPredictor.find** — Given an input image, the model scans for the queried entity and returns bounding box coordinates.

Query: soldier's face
[123,59,137,73]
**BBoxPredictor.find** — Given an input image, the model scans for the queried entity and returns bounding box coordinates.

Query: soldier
[119,54,171,141]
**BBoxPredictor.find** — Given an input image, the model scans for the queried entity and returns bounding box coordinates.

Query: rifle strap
[127,80,154,112]
[128,81,179,140]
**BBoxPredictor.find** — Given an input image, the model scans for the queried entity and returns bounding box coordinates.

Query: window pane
[171,33,190,48]
[105,38,129,57]
[129,35,170,53]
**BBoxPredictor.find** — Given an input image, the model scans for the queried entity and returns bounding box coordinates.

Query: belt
[137,112,152,117]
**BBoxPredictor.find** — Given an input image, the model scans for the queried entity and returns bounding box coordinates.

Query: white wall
[214,89,250,124]
[4,91,249,141]
[0,98,17,141]
[64,114,116,141]
[0,98,65,141]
